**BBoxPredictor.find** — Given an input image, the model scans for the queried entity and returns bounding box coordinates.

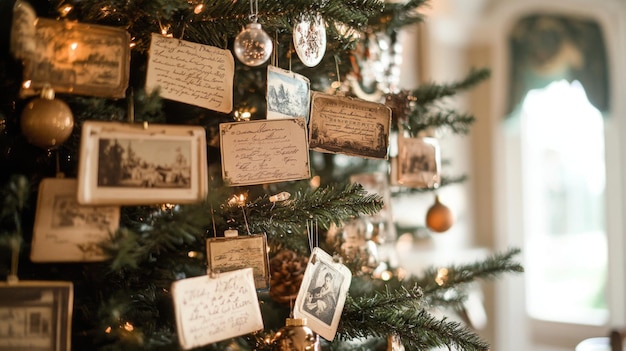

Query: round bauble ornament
[234,22,273,66]
[271,318,320,351]
[21,86,74,149]
[425,195,454,233]
[293,15,326,67]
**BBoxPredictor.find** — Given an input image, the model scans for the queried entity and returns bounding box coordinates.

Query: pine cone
[269,249,308,304]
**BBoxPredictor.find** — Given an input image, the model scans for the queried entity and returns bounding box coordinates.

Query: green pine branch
[339,286,490,351]
[412,67,491,106]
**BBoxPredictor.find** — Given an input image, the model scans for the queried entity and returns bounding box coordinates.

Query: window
[518,80,607,325]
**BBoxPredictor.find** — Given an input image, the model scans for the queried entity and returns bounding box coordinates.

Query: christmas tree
[0,0,522,350]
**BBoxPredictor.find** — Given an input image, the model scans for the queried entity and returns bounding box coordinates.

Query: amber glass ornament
[425,195,454,233]
[20,85,74,149]
[270,318,320,351]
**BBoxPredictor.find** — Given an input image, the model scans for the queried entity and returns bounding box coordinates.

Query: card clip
[224,229,238,237]
[208,269,221,279]
[310,253,317,265]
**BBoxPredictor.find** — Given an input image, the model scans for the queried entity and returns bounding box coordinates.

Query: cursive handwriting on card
[146,33,234,113]
[172,268,263,350]
[309,92,391,159]
[220,119,311,186]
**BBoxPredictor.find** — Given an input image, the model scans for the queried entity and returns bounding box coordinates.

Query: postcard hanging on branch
[219,118,311,186]
[30,178,120,262]
[146,33,234,113]
[206,232,271,290]
[0,281,73,351]
[294,247,352,341]
[309,92,391,159]
[171,268,264,350]
[77,121,208,205]
[266,65,311,121]
[13,10,130,99]
[396,135,441,189]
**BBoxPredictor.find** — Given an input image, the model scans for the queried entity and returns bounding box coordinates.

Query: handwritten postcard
[219,118,311,186]
[294,247,352,341]
[30,178,120,262]
[18,18,130,98]
[171,269,264,350]
[146,33,234,113]
[206,234,270,290]
[309,92,391,159]
[267,65,311,121]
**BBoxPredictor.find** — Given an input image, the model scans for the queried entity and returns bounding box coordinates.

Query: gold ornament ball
[271,318,320,351]
[425,195,454,233]
[21,95,74,149]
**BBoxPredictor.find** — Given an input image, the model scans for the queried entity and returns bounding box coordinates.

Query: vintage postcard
[19,18,130,98]
[206,233,270,290]
[397,136,441,189]
[309,92,391,159]
[146,33,234,113]
[294,247,352,341]
[220,118,311,186]
[0,281,73,351]
[30,178,120,262]
[266,65,311,121]
[77,121,208,205]
[171,269,263,349]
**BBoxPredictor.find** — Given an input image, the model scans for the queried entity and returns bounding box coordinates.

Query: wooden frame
[77,121,208,205]
[30,177,120,262]
[0,281,73,351]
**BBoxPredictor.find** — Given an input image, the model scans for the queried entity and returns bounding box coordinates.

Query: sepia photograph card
[294,247,352,341]
[266,65,311,121]
[171,269,264,350]
[309,92,391,159]
[146,33,234,113]
[0,281,73,351]
[30,178,120,262]
[219,118,311,186]
[206,233,270,290]
[396,136,441,189]
[18,17,130,99]
[77,121,208,205]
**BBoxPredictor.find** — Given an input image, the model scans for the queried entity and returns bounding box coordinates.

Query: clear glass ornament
[234,22,273,67]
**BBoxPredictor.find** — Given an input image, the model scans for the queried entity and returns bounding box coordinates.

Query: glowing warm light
[60,4,73,16]
[435,267,449,286]
[22,80,32,89]
[381,270,393,281]
[124,322,134,332]
[234,110,252,121]
[70,42,78,51]
[194,4,204,14]
[129,42,136,48]
[310,175,321,189]
[161,203,176,211]
[105,326,112,333]
[188,251,199,258]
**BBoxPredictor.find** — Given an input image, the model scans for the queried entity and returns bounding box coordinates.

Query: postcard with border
[19,18,130,99]
[31,177,120,262]
[0,281,73,351]
[77,121,208,205]
[266,65,311,121]
[206,233,271,290]
[219,118,311,186]
[309,91,391,159]
[294,247,352,341]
